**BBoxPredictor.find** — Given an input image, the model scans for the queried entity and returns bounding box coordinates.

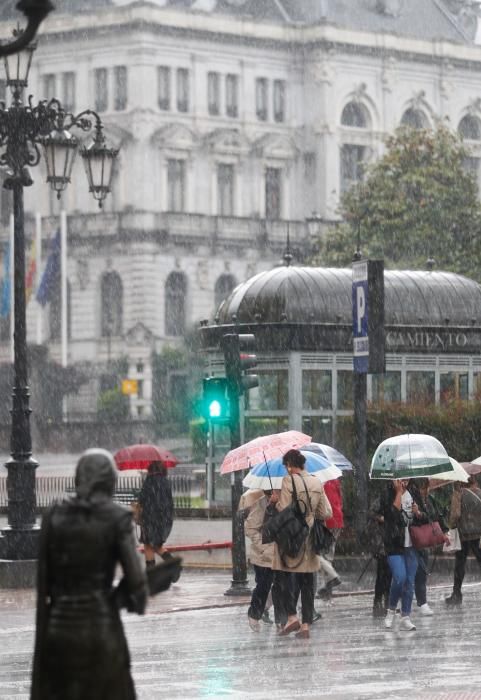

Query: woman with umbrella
[138,461,177,575]
[270,449,332,640]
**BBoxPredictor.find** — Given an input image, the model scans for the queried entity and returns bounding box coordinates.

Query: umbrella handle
[263,450,274,491]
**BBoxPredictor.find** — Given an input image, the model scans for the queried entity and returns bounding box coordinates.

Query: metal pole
[1,182,39,559]
[353,371,368,534]
[224,382,249,596]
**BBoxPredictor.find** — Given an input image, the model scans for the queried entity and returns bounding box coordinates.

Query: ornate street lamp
[305,211,323,239]
[0,1,53,57]
[0,33,118,560]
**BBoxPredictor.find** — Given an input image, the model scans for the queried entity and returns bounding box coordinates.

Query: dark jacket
[380,483,428,556]
[139,472,174,548]
[449,486,481,541]
[31,449,147,700]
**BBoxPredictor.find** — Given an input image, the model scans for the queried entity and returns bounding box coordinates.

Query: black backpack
[262,475,309,559]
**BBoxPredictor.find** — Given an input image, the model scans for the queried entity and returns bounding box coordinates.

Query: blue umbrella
[242,451,342,490]
[301,442,353,471]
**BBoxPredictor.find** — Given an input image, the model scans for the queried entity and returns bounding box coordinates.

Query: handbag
[311,520,334,555]
[261,475,309,559]
[409,520,445,549]
[443,528,461,553]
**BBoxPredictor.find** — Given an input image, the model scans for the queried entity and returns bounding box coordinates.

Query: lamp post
[0,32,118,560]
[0,1,54,57]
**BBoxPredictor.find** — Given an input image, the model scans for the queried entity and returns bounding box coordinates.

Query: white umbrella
[370,433,453,479]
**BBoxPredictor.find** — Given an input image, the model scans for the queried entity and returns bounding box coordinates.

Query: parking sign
[352,259,385,374]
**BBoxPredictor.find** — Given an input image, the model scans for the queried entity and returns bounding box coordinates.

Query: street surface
[1,569,481,699]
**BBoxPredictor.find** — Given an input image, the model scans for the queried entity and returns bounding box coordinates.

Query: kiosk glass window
[302,416,333,445]
[407,371,435,404]
[302,370,332,410]
[246,370,288,411]
[372,372,401,403]
[337,371,353,410]
[440,372,468,404]
[245,417,288,441]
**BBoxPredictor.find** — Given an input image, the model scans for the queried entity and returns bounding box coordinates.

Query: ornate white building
[1,0,481,419]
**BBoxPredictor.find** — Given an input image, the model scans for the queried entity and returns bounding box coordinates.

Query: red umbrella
[114,444,178,471]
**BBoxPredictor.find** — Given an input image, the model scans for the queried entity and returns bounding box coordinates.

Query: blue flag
[36,229,60,307]
[0,240,11,318]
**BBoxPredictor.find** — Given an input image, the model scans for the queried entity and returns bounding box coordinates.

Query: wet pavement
[2,569,481,699]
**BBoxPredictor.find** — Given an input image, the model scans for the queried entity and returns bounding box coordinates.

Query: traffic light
[202,377,229,423]
[222,333,259,396]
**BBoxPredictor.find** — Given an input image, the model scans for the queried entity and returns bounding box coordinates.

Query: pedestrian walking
[316,478,343,600]
[381,479,426,632]
[270,449,332,640]
[31,449,148,700]
[138,461,179,576]
[243,489,287,631]
[409,478,449,616]
[445,475,481,606]
[366,496,392,618]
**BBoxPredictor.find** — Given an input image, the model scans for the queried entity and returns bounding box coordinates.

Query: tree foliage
[315,125,481,277]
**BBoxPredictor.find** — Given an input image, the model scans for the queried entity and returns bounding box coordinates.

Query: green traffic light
[208,399,222,418]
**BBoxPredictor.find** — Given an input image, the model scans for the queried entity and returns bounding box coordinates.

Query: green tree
[315,124,481,277]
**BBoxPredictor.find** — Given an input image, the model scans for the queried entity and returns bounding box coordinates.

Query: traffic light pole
[224,380,250,596]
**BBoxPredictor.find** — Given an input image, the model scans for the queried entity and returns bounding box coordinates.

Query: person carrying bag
[268,449,332,640]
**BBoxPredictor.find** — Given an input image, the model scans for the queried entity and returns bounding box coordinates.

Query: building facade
[0,0,480,418]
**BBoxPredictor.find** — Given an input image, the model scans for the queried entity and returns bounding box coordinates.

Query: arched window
[165,271,187,336]
[401,108,429,129]
[341,102,369,128]
[101,271,123,337]
[458,115,481,141]
[49,279,72,341]
[214,274,237,310]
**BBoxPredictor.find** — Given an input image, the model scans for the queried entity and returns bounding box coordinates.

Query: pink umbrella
[220,430,311,475]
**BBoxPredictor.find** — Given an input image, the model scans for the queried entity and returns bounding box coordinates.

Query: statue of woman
[31,448,148,700]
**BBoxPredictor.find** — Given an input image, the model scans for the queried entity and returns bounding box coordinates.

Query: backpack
[262,475,309,559]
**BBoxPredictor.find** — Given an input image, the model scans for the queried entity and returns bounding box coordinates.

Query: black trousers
[414,549,429,607]
[374,555,392,605]
[248,565,287,624]
[453,538,481,593]
[276,570,314,624]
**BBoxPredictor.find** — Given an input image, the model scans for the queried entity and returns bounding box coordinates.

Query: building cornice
[2,2,481,68]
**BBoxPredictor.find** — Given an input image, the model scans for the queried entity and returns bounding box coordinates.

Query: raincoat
[271,472,332,573]
[138,469,174,548]
[244,495,275,568]
[30,449,147,700]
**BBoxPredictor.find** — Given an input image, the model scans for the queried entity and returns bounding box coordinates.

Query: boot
[162,551,181,582]
[445,591,462,606]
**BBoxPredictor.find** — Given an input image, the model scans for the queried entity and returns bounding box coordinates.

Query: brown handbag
[409,521,445,549]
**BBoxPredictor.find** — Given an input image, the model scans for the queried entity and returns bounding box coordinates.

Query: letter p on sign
[356,285,365,334]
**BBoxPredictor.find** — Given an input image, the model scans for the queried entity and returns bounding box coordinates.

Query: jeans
[453,538,481,594]
[387,548,418,616]
[414,549,429,607]
[248,566,287,624]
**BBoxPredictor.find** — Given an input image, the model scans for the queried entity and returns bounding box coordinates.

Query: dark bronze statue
[31,448,149,700]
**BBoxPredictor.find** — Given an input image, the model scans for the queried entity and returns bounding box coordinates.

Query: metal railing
[0,474,192,512]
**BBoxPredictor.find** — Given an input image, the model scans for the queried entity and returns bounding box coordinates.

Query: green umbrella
[370,433,453,480]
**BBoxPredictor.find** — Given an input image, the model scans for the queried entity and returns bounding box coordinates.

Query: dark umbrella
[114,444,178,471]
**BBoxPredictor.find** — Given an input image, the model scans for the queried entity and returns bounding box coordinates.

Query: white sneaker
[248,617,260,632]
[399,616,416,631]
[418,603,433,616]
[384,609,396,629]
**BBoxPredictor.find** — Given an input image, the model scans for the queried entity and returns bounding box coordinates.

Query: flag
[36,229,60,307]
[0,240,11,318]
[25,238,36,303]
